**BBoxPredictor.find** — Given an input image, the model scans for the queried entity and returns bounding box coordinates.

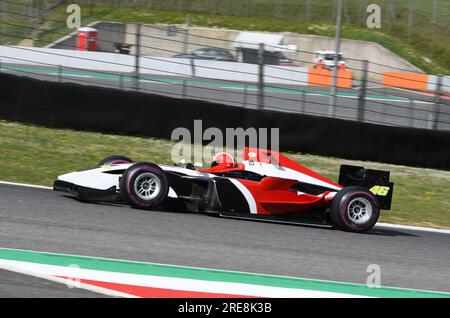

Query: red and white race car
[53,148,393,233]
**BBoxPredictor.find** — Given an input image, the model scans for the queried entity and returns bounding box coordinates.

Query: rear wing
[338,165,394,210]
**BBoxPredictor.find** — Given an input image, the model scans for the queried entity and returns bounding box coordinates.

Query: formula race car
[53,148,394,233]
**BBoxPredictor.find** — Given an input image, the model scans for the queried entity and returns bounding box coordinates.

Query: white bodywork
[57,164,215,199]
[57,160,340,200]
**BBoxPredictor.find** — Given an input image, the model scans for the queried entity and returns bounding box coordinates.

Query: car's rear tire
[98,155,133,167]
[330,186,380,233]
[120,162,169,210]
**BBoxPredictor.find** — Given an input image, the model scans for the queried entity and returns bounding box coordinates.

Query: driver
[210,152,236,168]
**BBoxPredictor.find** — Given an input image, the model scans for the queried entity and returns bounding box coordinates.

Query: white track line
[387,86,450,100]
[0,261,136,298]
[375,223,450,234]
[1,180,448,234]
[0,180,52,190]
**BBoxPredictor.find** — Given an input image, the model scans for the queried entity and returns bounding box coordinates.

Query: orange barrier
[307,68,352,88]
[383,72,429,91]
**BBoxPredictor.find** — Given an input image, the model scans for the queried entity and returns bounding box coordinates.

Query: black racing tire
[330,186,380,233]
[98,155,133,167]
[120,162,169,210]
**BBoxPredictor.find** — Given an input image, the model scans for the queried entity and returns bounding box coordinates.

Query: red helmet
[212,152,235,168]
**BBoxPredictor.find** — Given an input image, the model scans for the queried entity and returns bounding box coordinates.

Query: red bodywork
[201,148,343,215]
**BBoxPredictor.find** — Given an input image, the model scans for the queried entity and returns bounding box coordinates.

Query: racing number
[370,185,390,196]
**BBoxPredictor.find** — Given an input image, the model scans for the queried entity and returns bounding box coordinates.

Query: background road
[0,183,449,296]
[2,64,450,131]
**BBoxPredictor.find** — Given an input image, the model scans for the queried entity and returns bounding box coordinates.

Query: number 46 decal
[370,185,390,196]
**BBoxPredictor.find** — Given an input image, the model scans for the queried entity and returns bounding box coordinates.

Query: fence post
[329,0,343,117]
[306,0,311,20]
[275,0,283,18]
[407,0,413,40]
[242,85,248,107]
[119,72,124,89]
[300,90,306,113]
[58,65,62,82]
[432,0,437,23]
[357,59,369,122]
[134,23,141,91]
[183,14,191,54]
[257,43,265,109]
[2,0,7,35]
[251,0,256,16]
[409,99,414,127]
[431,75,443,130]
[190,57,196,77]
[182,80,187,99]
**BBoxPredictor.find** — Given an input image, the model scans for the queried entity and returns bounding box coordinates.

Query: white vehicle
[313,50,346,69]
[52,148,394,233]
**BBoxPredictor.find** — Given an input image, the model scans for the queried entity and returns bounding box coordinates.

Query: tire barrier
[1,73,449,169]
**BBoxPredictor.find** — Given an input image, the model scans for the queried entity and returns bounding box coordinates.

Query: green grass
[1,120,449,229]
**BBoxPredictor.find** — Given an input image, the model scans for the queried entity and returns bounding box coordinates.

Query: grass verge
[0,120,449,229]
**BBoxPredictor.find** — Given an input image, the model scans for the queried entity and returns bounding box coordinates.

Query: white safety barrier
[0,46,309,86]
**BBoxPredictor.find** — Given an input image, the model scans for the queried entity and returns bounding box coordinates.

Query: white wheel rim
[347,197,372,225]
[134,172,161,201]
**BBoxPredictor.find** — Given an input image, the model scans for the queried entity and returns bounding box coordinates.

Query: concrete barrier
[428,75,450,93]
[383,72,429,91]
[308,69,352,88]
[0,45,309,86]
[383,72,450,93]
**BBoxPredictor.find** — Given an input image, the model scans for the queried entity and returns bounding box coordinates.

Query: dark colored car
[173,47,236,61]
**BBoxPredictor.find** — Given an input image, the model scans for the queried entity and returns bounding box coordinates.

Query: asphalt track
[2,64,450,131]
[0,183,449,297]
[0,269,108,297]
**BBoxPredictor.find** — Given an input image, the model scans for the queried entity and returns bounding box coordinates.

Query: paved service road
[0,183,449,295]
[2,64,449,131]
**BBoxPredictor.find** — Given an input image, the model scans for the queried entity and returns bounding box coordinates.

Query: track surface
[1,183,449,296]
[2,64,450,131]
[0,269,108,297]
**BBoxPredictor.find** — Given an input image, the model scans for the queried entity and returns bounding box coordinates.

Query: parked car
[235,48,296,66]
[313,50,347,69]
[173,47,236,61]
[113,42,132,55]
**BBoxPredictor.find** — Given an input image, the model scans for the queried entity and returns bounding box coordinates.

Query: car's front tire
[98,155,133,167]
[330,186,380,233]
[120,162,169,210]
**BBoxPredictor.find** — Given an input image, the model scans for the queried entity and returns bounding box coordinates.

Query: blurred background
[0,0,449,130]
